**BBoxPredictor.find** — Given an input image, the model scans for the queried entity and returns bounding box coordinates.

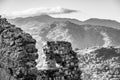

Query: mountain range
[8,15,120,52]
[9,15,120,29]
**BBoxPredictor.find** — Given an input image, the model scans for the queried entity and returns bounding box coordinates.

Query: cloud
[0,0,2,1]
[115,0,120,5]
[0,0,6,4]
[4,7,78,19]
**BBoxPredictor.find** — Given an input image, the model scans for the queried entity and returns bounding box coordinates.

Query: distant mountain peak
[14,14,53,20]
[8,16,120,50]
[52,20,74,24]
[84,18,120,29]
[32,14,53,18]
[85,18,120,23]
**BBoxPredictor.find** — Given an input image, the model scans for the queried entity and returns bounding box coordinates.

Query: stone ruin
[0,16,38,80]
[0,16,82,80]
[37,41,82,80]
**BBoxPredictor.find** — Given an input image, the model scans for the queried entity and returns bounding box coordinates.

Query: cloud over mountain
[5,7,78,19]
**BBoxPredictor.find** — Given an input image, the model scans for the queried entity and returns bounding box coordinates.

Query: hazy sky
[0,0,119,22]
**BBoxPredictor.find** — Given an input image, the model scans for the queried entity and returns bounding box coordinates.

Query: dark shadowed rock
[0,16,38,80]
[37,41,82,80]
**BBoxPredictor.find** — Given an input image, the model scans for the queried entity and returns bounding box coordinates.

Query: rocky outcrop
[0,16,82,80]
[78,46,120,80]
[0,16,38,80]
[37,41,82,80]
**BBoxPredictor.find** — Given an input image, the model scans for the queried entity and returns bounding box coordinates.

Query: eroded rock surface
[78,46,120,80]
[0,16,38,80]
[37,41,82,80]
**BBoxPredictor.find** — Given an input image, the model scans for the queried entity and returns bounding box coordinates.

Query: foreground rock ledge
[0,17,38,80]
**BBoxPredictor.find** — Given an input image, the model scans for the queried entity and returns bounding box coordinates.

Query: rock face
[37,41,82,80]
[78,46,120,80]
[0,16,38,80]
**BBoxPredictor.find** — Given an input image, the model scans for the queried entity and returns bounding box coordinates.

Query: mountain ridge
[9,15,120,29]
[8,15,120,52]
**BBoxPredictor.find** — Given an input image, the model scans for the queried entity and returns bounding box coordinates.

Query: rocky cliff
[0,16,38,80]
[37,41,82,80]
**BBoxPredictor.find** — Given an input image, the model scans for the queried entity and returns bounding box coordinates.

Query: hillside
[1,16,120,80]
[9,15,120,29]
[9,15,82,26]
[84,18,120,29]
[8,16,120,52]
[78,46,120,80]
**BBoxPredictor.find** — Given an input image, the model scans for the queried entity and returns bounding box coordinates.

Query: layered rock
[0,16,38,80]
[38,41,82,80]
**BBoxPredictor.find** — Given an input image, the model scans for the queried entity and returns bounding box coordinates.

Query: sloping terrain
[9,15,120,29]
[84,18,120,29]
[8,16,120,52]
[78,46,120,80]
[1,15,120,80]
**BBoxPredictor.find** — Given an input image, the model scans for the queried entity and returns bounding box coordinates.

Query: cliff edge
[0,16,38,80]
